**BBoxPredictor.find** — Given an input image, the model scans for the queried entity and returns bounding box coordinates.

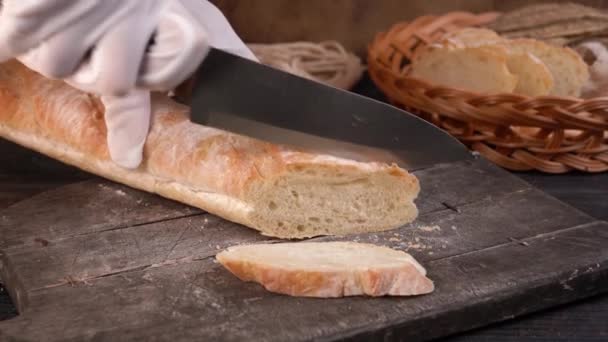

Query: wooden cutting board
[0,143,607,342]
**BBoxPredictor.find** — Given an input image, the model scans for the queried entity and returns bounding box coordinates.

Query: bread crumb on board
[405,241,433,251]
[385,234,433,251]
[368,222,458,256]
[418,225,441,232]
[97,183,126,195]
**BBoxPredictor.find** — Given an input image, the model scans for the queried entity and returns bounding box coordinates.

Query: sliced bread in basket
[410,28,588,97]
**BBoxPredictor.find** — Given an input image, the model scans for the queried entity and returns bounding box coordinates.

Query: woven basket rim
[368,10,608,102]
[366,10,608,173]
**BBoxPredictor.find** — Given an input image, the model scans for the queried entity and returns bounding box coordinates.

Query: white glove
[0,0,257,169]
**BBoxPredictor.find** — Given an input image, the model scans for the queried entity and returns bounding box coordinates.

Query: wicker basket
[367,11,608,173]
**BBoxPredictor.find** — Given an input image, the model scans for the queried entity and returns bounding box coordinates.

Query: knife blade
[183,48,473,171]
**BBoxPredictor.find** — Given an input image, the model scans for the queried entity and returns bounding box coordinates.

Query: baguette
[216,241,434,297]
[0,60,420,239]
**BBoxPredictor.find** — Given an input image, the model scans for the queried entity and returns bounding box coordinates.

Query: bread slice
[441,28,554,96]
[410,44,518,94]
[216,241,434,297]
[0,60,420,239]
[413,28,589,97]
[441,27,506,48]
[505,51,554,96]
[503,39,590,97]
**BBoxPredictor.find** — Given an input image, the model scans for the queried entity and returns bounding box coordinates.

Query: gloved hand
[0,0,257,169]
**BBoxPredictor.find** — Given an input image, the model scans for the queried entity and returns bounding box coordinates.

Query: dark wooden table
[1,76,607,341]
[445,171,608,341]
[357,78,608,341]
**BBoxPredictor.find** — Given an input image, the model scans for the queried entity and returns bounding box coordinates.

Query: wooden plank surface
[443,171,608,342]
[1,221,605,341]
[447,294,608,341]
[0,180,591,307]
[518,173,608,223]
[0,149,606,341]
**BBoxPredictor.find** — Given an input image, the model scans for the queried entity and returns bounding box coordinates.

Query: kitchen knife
[183,47,473,171]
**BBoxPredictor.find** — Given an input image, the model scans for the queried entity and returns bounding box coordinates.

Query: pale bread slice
[505,52,554,96]
[440,27,506,48]
[503,39,590,97]
[440,28,554,96]
[216,241,434,298]
[410,44,518,94]
[411,28,503,62]
[410,28,590,96]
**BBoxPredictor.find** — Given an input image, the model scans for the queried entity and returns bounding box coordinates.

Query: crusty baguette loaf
[0,60,420,239]
[216,241,434,297]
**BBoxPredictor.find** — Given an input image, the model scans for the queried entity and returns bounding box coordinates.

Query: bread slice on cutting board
[410,28,588,97]
[0,59,420,239]
[216,241,434,297]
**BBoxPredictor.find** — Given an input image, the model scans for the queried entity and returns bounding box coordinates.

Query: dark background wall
[211,0,608,57]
